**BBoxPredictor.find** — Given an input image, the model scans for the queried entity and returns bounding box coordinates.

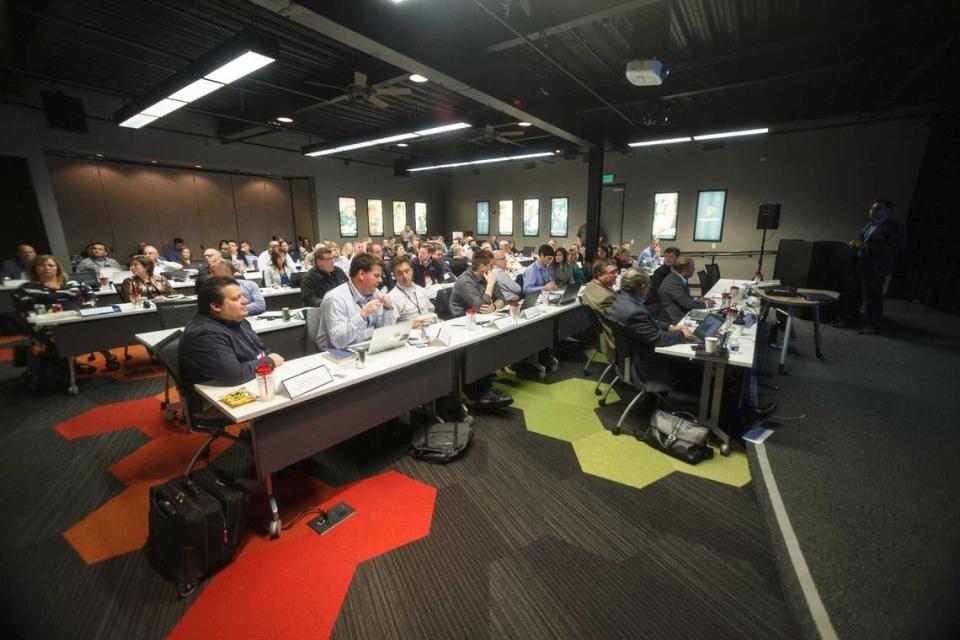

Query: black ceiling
[3,0,959,166]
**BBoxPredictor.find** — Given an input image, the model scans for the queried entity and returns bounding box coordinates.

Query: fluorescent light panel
[409,151,555,173]
[140,98,188,118]
[692,127,768,141]
[628,136,692,147]
[304,122,471,157]
[204,51,275,84]
[168,78,223,102]
[119,114,158,129]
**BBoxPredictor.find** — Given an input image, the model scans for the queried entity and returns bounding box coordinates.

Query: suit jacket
[608,292,685,393]
[581,279,616,361]
[858,218,905,276]
[655,270,706,324]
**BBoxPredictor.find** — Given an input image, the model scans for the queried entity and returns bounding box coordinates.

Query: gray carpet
[746,299,960,640]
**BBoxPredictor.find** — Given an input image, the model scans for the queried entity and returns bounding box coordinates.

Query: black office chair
[515,273,525,290]
[289,271,306,288]
[302,307,322,355]
[607,321,655,436]
[705,263,721,291]
[583,306,615,394]
[697,270,711,297]
[433,288,453,320]
[156,299,199,422]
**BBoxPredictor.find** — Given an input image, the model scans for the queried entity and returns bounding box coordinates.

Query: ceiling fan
[304,71,412,109]
[468,124,525,146]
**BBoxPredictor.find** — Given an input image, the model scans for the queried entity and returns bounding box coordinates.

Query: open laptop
[547,286,579,306]
[686,308,713,323]
[691,314,724,343]
[353,321,413,355]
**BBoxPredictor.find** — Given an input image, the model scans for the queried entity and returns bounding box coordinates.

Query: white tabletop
[27,302,157,326]
[194,300,576,422]
[261,286,301,298]
[135,309,307,350]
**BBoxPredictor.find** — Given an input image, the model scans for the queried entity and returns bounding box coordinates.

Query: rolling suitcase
[145,467,247,597]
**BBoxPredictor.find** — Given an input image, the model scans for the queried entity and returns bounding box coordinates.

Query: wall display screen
[694,190,727,242]
[498,200,513,235]
[522,199,540,237]
[414,202,427,235]
[652,192,679,240]
[338,196,357,237]
[392,201,407,235]
[550,197,569,237]
[367,199,383,236]
[476,201,490,235]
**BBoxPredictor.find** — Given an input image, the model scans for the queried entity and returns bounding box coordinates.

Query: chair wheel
[611,427,620,436]
[594,389,602,396]
[105,360,121,372]
[268,519,282,539]
[720,443,731,456]
[598,399,605,406]
[177,579,199,598]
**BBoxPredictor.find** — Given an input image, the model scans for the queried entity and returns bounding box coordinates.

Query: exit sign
[602,173,615,184]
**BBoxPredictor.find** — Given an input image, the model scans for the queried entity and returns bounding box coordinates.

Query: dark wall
[0,156,50,256]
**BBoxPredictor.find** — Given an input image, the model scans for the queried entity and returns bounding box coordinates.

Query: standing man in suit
[655,257,715,324]
[849,200,905,334]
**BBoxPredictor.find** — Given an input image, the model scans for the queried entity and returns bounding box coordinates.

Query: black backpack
[22,344,68,395]
[409,420,473,463]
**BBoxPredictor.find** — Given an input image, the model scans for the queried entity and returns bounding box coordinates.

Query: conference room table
[655,278,760,452]
[187,301,583,537]
[27,292,302,394]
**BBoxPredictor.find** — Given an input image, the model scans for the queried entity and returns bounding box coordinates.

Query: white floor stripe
[755,440,840,640]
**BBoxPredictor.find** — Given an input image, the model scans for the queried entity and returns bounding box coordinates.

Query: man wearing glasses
[491,250,522,303]
[301,246,348,307]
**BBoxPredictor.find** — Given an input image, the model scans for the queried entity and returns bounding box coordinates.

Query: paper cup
[705,337,719,354]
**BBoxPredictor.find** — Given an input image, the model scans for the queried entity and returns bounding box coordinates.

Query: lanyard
[398,286,422,314]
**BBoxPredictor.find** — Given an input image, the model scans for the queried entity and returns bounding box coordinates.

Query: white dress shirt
[317,280,395,350]
[388,282,435,322]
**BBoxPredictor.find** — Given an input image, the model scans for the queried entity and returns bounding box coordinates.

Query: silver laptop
[354,321,413,355]
[548,286,579,306]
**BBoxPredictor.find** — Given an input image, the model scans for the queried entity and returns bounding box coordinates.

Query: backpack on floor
[409,420,473,463]
[22,344,68,395]
[145,467,248,597]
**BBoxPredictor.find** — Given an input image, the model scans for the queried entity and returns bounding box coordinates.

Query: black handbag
[643,409,714,464]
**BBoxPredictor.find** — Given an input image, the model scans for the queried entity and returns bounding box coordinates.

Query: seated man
[491,250,521,303]
[646,246,680,304]
[411,243,445,287]
[498,240,522,273]
[608,268,694,394]
[581,258,619,362]
[164,238,186,263]
[448,249,512,409]
[300,246,348,307]
[655,257,714,324]
[638,238,661,270]
[388,255,435,325]
[1,244,38,280]
[209,262,265,315]
[75,242,121,274]
[195,247,224,286]
[522,244,559,296]
[430,245,456,283]
[178,276,284,415]
[369,243,395,291]
[142,245,179,274]
[316,254,395,350]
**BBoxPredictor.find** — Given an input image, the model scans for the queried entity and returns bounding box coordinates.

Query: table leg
[265,474,281,539]
[699,361,712,422]
[779,310,793,375]
[814,304,823,358]
[67,358,78,395]
[709,362,730,448]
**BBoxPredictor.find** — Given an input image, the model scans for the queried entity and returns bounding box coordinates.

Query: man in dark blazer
[608,268,693,394]
[849,200,905,334]
[655,257,715,324]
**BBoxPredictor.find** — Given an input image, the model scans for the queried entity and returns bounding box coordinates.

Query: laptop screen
[694,314,723,340]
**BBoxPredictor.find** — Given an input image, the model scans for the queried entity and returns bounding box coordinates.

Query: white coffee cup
[705,336,719,354]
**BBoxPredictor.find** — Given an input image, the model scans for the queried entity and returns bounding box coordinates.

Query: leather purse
[644,409,714,464]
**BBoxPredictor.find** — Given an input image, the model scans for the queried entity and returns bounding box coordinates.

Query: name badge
[281,364,334,399]
[493,316,518,330]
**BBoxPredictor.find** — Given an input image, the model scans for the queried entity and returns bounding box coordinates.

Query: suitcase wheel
[177,579,199,599]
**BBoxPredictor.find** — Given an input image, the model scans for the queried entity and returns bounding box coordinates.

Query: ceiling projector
[626,59,664,86]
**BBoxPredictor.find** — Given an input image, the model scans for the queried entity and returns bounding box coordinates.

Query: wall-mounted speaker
[41,91,88,133]
[393,158,409,178]
[757,203,781,230]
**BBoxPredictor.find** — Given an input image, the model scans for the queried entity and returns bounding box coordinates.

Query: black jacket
[300,267,348,307]
[608,292,685,393]
[177,314,270,413]
[858,218,906,276]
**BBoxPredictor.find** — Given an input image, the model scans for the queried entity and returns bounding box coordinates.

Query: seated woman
[550,247,576,287]
[263,250,294,287]
[568,247,585,285]
[121,255,173,301]
[177,247,193,268]
[14,254,119,371]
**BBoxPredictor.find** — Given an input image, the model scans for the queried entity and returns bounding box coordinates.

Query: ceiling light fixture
[408,151,557,173]
[692,127,769,141]
[303,121,471,157]
[409,73,428,83]
[517,121,532,127]
[115,32,277,129]
[396,143,409,147]
[628,136,692,147]
[275,116,294,123]
[194,164,203,168]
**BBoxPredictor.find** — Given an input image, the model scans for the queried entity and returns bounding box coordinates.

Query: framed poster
[414,202,427,235]
[693,190,727,242]
[392,201,407,235]
[367,199,383,237]
[549,197,569,237]
[338,196,357,237]
[498,199,513,235]
[476,201,490,235]
[652,192,679,240]
[522,198,540,237]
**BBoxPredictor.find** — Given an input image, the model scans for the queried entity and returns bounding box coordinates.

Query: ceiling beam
[249,0,593,149]
[485,0,664,53]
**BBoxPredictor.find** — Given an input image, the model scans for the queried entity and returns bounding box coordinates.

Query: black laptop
[547,286,579,306]
[692,314,724,342]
